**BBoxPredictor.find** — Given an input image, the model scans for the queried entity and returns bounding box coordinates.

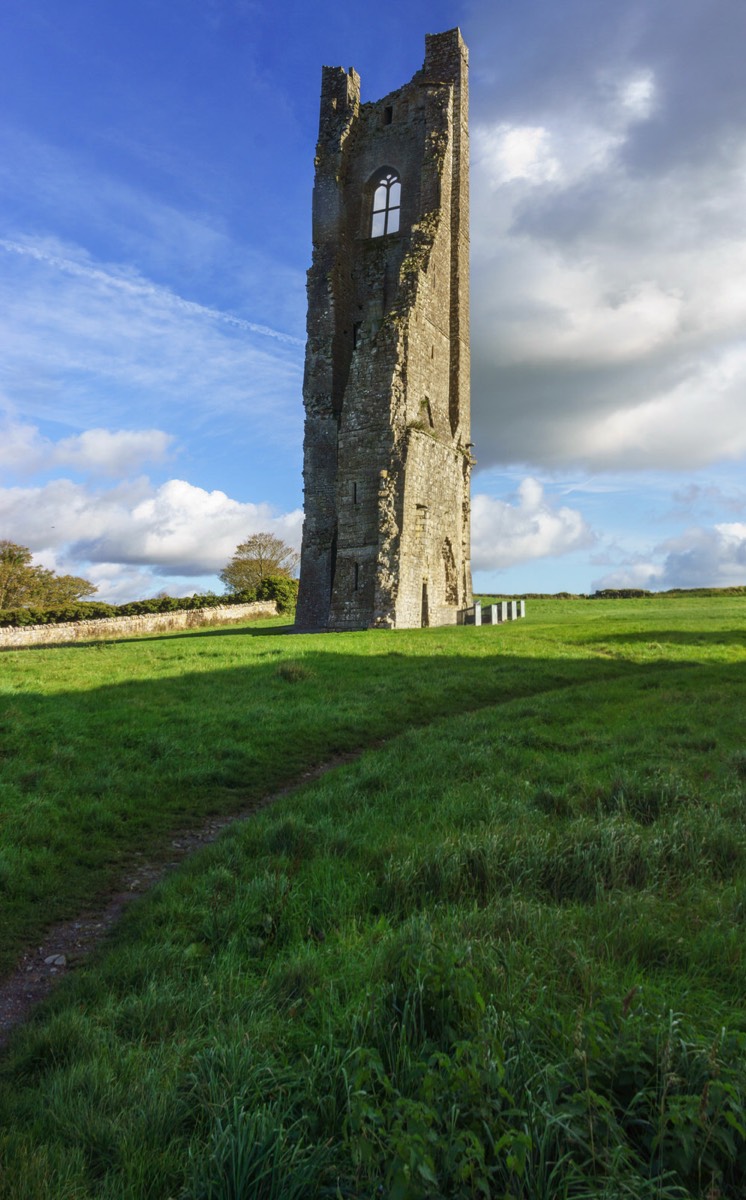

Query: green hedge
[589,588,651,599]
[476,587,746,604]
[255,574,299,613]
[591,587,746,599]
[475,592,585,602]
[0,602,119,627]
[0,577,297,629]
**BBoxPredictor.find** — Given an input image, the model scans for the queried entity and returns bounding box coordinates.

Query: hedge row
[0,576,299,628]
[590,586,746,599]
[477,586,746,603]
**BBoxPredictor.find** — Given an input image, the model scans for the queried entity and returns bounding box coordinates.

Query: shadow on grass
[583,629,746,647]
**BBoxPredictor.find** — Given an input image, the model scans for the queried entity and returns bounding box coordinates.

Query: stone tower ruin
[295,28,472,630]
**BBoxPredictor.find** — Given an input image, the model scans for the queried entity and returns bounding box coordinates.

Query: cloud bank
[594,522,746,592]
[0,419,174,477]
[0,420,303,600]
[471,478,594,571]
[469,0,746,475]
[0,474,302,583]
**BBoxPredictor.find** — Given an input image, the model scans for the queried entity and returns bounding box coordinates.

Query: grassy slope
[0,599,745,1197]
[0,605,659,976]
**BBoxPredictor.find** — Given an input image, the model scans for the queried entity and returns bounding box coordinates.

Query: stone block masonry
[0,602,277,649]
[295,28,473,630]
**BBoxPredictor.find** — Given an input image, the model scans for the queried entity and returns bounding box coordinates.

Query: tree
[34,572,99,607]
[0,540,97,609]
[220,533,299,594]
[0,542,33,609]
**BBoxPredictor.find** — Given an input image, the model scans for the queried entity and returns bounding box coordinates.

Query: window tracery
[370,170,401,237]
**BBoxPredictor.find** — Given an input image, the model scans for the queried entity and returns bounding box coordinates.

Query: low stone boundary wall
[0,602,278,649]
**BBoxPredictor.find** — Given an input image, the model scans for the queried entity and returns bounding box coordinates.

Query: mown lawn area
[0,598,745,1197]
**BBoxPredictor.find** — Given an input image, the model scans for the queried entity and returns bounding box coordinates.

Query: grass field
[0,598,744,1197]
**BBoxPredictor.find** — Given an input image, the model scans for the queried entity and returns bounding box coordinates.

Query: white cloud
[468,1,746,475]
[591,561,665,591]
[593,522,746,590]
[471,125,746,468]
[474,124,560,187]
[0,418,46,472]
[84,562,195,604]
[0,419,174,476]
[0,476,303,595]
[578,360,746,468]
[2,471,588,596]
[657,523,746,588]
[570,344,746,470]
[471,477,594,570]
[477,258,684,367]
[618,70,656,121]
[473,68,656,200]
[53,428,174,476]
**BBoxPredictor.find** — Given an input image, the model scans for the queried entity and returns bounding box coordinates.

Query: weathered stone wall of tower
[295,29,472,630]
[294,65,361,631]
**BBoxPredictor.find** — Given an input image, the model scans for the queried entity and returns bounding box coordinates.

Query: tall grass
[0,598,745,1196]
[0,603,701,975]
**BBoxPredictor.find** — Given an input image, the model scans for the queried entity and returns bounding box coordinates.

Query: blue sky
[1,0,745,600]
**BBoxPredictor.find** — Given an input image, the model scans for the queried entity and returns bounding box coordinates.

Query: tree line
[0,533,299,614]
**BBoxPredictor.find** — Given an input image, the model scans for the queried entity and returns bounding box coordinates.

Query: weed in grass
[264,818,317,858]
[340,930,529,1197]
[10,1010,97,1083]
[731,751,746,779]
[533,785,571,818]
[187,1099,330,1200]
[267,951,322,1010]
[275,662,311,683]
[731,884,746,924]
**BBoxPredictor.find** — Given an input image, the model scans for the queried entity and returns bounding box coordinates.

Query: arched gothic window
[370,170,401,237]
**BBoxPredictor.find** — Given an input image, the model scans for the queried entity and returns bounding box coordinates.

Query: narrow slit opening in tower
[421,580,429,628]
[329,526,338,600]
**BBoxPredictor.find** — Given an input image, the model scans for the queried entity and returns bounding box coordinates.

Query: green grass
[0,605,679,976]
[0,598,745,1197]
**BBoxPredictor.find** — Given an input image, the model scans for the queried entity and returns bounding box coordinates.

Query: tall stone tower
[295,28,472,630]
